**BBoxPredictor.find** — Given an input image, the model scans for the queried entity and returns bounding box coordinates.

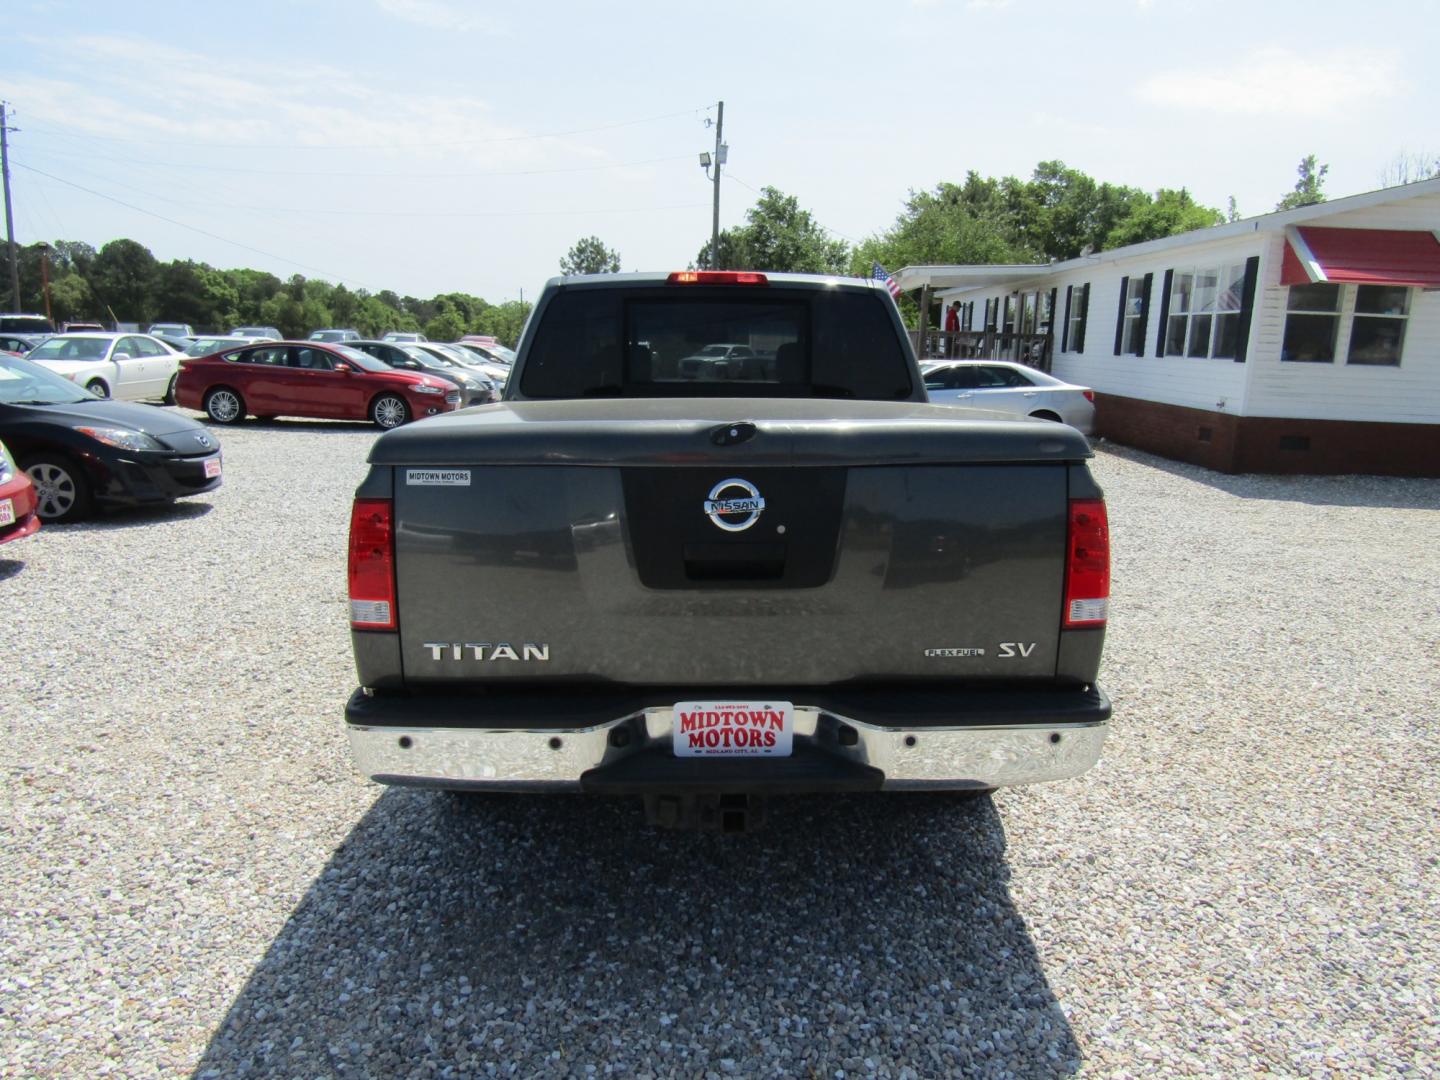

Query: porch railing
[909,330,1053,373]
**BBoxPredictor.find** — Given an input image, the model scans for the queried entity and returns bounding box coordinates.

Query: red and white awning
[1281,226,1440,288]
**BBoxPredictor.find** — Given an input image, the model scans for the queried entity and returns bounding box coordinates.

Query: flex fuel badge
[406,469,471,486]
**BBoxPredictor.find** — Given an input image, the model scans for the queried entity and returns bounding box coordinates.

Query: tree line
[9,154,1376,337]
[576,156,1353,287]
[7,239,532,345]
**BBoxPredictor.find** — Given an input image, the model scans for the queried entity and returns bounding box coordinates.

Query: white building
[895,178,1440,476]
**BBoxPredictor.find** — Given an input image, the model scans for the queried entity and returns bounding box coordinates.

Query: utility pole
[1,102,19,312]
[711,101,724,269]
[40,245,51,322]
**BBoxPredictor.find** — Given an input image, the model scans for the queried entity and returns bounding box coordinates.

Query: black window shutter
[1113,275,1129,355]
[1155,269,1174,357]
[1061,286,1073,352]
[1234,255,1261,362]
[1077,283,1090,352]
[1047,287,1057,334]
[1135,273,1153,355]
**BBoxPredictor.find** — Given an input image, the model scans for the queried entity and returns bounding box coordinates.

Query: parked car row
[920,359,1096,434]
[174,340,466,429]
[0,354,222,524]
[23,333,184,403]
[0,438,42,545]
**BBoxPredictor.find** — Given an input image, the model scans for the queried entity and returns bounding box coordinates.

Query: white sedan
[922,360,1095,434]
[24,333,183,403]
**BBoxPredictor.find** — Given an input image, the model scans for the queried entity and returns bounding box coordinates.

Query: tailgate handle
[683,541,785,581]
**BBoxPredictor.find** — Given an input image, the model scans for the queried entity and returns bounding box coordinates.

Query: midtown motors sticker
[406,469,471,486]
[672,700,794,758]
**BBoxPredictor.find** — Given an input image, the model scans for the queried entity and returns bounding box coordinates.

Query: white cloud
[374,0,501,33]
[1138,47,1402,117]
[7,34,571,167]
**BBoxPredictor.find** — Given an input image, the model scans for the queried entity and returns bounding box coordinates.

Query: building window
[1348,285,1408,366]
[1165,264,1246,359]
[1120,276,1146,354]
[1281,284,1341,362]
[1020,292,1036,334]
[1067,285,1087,352]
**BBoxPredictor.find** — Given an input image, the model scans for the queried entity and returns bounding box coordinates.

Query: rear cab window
[518,283,914,401]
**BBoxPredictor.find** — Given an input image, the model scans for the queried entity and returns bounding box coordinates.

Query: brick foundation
[1093,394,1440,477]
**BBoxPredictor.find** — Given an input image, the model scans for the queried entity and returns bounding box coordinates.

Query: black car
[0,355,222,522]
[348,340,495,406]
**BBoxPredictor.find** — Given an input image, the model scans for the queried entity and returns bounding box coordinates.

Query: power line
[13,162,372,288]
[23,143,700,179]
[17,158,709,221]
[20,105,715,153]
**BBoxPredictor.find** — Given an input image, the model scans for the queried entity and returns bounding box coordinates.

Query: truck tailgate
[392,459,1067,685]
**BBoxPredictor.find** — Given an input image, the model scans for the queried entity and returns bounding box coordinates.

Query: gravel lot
[1,414,1437,1079]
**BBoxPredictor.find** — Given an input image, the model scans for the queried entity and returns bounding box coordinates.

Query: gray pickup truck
[344,271,1111,829]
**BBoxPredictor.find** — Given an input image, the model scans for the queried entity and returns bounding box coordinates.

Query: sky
[2,0,1437,305]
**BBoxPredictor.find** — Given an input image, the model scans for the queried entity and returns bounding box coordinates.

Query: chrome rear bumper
[346,691,1108,793]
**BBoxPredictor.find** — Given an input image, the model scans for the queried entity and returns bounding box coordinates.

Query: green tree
[90,239,159,323]
[1104,188,1225,249]
[154,260,215,329]
[560,236,621,276]
[475,300,532,347]
[1276,155,1329,211]
[696,187,849,274]
[424,310,465,342]
[197,266,242,330]
[847,177,1033,281]
[48,274,94,323]
[1380,150,1440,187]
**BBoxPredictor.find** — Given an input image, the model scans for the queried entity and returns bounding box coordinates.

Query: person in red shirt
[944,301,960,356]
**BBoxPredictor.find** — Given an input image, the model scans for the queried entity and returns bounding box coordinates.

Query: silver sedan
[921,360,1095,434]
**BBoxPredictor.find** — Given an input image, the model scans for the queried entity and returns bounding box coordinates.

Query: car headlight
[76,426,165,452]
[414,384,443,395]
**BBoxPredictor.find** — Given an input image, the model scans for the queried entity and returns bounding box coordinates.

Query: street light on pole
[699,101,725,268]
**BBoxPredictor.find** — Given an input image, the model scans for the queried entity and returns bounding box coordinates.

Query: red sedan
[0,439,41,545]
[175,341,462,429]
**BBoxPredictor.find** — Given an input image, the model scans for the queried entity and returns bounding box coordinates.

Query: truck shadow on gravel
[194,789,1080,1078]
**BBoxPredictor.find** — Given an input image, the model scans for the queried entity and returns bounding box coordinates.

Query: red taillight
[348,498,396,629]
[1082,389,1095,403]
[667,271,769,285]
[1063,499,1109,628]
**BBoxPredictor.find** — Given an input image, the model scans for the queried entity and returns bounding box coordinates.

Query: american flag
[872,262,902,300]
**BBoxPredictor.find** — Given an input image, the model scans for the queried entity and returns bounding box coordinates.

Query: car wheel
[371,394,410,429]
[204,387,245,424]
[20,454,95,523]
[164,373,178,406]
[85,379,110,399]
[1028,410,1063,423]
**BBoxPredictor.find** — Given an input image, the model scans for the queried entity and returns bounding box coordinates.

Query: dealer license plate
[0,498,12,526]
[672,700,794,758]
[203,457,222,479]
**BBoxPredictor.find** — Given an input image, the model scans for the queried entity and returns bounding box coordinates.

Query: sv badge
[998,642,1037,658]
